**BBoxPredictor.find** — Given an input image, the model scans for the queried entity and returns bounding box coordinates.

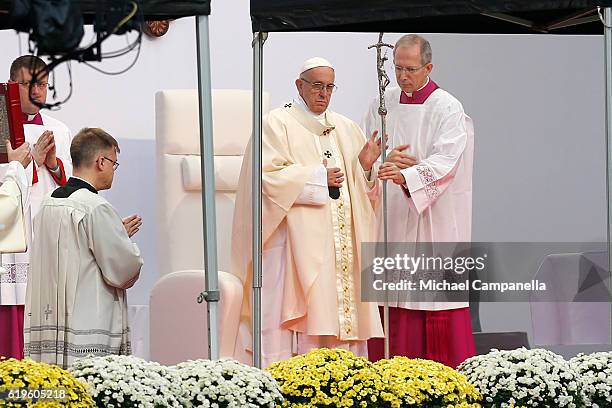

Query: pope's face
[394,45,432,94]
[295,67,335,115]
[13,67,48,115]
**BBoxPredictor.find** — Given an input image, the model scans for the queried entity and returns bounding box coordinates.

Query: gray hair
[394,34,432,65]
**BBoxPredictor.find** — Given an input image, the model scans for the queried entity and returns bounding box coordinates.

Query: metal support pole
[603,7,612,345]
[252,31,268,368]
[195,15,219,360]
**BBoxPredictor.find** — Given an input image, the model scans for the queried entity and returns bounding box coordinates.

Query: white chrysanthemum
[70,354,184,407]
[174,358,283,407]
[458,347,584,408]
[570,351,612,407]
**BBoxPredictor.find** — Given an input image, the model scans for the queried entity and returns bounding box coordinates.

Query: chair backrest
[530,251,611,345]
[149,269,244,364]
[155,89,269,275]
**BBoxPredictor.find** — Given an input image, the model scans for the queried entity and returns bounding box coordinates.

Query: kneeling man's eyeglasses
[102,157,120,170]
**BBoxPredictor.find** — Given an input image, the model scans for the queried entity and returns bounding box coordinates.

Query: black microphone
[328,186,340,199]
[321,134,339,199]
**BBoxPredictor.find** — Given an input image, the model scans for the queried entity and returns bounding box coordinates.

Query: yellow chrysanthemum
[373,357,481,408]
[267,348,386,407]
[267,348,482,407]
[0,358,94,408]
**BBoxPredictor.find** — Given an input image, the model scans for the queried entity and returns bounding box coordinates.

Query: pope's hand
[323,159,344,187]
[358,130,383,172]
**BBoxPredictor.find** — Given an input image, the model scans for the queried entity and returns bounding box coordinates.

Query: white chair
[149,269,243,364]
[530,251,611,346]
[150,89,269,364]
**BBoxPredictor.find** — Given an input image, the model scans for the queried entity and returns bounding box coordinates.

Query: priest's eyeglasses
[300,78,338,93]
[17,81,50,90]
[102,157,120,170]
[394,64,427,74]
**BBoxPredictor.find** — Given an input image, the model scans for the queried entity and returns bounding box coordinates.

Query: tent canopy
[250,0,612,34]
[0,0,210,29]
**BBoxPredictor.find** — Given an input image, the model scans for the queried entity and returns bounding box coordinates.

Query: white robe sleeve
[295,164,328,206]
[261,110,323,213]
[401,106,468,214]
[361,96,380,141]
[356,160,379,202]
[55,122,73,179]
[0,162,29,254]
[87,203,143,289]
[0,159,34,192]
[1,161,29,199]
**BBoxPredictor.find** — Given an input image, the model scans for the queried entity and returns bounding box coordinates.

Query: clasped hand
[31,130,57,168]
[122,215,142,238]
[378,144,419,185]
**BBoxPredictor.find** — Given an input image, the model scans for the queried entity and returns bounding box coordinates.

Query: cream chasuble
[24,186,143,368]
[232,101,383,366]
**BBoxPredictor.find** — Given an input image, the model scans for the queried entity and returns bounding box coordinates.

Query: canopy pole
[252,31,267,369]
[603,7,612,345]
[195,15,220,360]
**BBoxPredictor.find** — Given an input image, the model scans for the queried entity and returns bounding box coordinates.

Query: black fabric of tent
[76,0,210,19]
[0,0,210,29]
[251,0,612,34]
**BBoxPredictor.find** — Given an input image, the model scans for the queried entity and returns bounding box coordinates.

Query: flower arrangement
[373,356,481,407]
[458,348,583,408]
[0,357,94,407]
[266,348,388,407]
[570,351,612,408]
[174,358,283,407]
[69,354,184,407]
